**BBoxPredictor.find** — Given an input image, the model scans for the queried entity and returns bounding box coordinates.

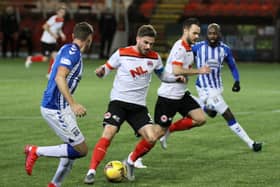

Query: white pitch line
[0,109,279,120]
[236,109,280,115]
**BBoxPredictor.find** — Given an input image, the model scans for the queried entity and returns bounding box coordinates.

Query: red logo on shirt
[130,66,148,78]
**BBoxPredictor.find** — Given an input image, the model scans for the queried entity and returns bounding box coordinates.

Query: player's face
[185,24,200,44]
[57,9,66,18]
[136,36,155,55]
[207,27,219,45]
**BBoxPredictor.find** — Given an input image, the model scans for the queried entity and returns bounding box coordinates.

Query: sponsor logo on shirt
[61,58,71,65]
[129,66,148,78]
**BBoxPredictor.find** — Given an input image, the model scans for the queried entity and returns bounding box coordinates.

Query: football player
[161,23,262,152]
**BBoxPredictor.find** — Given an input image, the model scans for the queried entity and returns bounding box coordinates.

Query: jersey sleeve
[154,54,164,75]
[46,15,55,26]
[172,47,185,66]
[155,53,164,69]
[106,50,120,69]
[58,46,79,69]
[224,46,240,81]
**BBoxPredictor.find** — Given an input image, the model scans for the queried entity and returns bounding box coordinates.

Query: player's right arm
[95,50,120,78]
[55,62,86,117]
[42,16,58,39]
[172,63,210,76]
[171,45,210,76]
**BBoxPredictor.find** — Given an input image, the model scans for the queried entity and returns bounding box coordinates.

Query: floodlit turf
[0,58,280,187]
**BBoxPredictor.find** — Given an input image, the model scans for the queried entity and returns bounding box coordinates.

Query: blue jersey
[41,43,83,110]
[192,41,239,89]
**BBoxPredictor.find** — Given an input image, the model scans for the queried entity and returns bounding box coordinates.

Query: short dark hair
[137,24,157,38]
[73,22,94,41]
[182,17,200,30]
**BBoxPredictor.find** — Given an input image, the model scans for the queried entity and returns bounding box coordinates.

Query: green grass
[0,58,280,187]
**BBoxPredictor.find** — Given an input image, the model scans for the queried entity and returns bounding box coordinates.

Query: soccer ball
[104,160,126,182]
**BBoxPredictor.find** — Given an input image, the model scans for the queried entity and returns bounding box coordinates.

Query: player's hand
[199,65,211,74]
[232,81,240,92]
[95,66,105,78]
[71,103,87,117]
[176,75,187,83]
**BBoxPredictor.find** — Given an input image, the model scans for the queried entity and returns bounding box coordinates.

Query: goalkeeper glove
[232,81,240,92]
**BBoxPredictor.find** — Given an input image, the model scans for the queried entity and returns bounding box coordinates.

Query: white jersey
[41,15,64,44]
[157,39,194,99]
[105,46,163,106]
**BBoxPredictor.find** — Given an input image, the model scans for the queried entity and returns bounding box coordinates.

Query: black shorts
[154,92,200,127]
[103,100,153,134]
[41,42,57,56]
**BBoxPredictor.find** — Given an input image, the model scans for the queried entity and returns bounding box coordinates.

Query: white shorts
[196,86,228,114]
[40,106,85,146]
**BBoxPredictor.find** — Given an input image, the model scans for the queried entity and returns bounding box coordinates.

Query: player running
[25,6,66,79]
[84,24,185,184]
[160,23,262,152]
[24,22,94,187]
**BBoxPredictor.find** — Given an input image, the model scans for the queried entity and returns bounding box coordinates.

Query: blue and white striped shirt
[192,41,239,89]
[41,43,83,110]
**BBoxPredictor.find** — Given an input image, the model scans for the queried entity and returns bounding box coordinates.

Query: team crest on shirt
[104,112,111,119]
[147,61,153,67]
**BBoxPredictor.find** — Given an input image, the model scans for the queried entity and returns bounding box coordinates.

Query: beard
[208,38,219,47]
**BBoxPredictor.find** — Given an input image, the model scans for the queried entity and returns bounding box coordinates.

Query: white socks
[37,144,68,157]
[229,123,254,148]
[51,158,74,187]
[127,152,134,165]
[87,169,96,176]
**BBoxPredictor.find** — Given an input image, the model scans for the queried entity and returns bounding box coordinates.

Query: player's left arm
[154,55,186,83]
[55,65,86,117]
[225,47,240,92]
[154,67,185,83]
[43,22,58,39]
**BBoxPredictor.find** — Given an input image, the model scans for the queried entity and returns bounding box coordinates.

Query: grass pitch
[0,58,280,187]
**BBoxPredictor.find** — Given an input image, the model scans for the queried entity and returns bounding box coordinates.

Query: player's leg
[49,158,74,187]
[153,96,178,149]
[84,125,117,184]
[25,42,49,68]
[123,105,159,181]
[222,108,262,152]
[84,101,124,184]
[24,106,87,184]
[207,93,262,152]
[48,143,87,187]
[123,124,157,181]
[160,93,206,149]
[195,86,218,118]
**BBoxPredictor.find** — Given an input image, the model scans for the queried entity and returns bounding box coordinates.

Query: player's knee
[67,144,88,159]
[78,147,88,157]
[194,116,206,126]
[145,134,158,144]
[153,124,166,140]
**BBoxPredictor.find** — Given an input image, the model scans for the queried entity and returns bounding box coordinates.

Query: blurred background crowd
[0,0,279,62]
